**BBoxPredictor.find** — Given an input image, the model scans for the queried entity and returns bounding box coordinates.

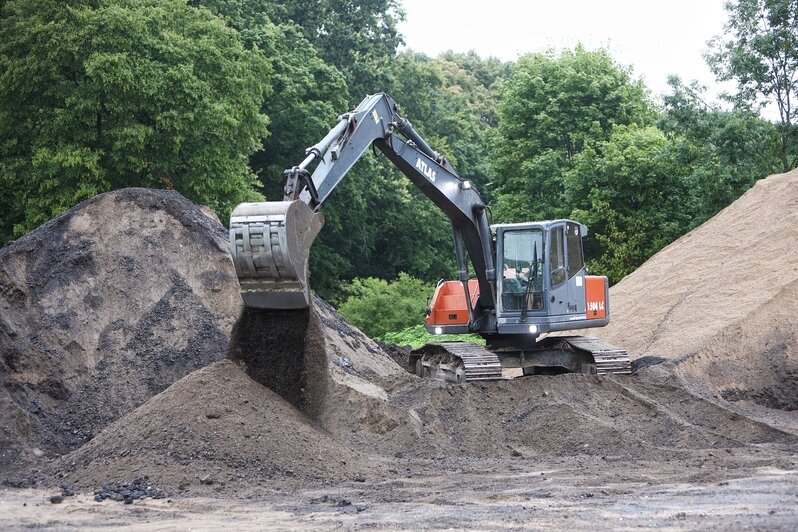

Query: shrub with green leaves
[379,324,484,349]
[338,273,433,339]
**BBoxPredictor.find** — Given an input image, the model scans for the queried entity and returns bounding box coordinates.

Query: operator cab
[492,220,607,335]
[495,220,586,323]
[426,219,610,338]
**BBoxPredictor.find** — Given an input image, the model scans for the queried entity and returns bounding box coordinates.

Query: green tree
[659,76,780,224]
[0,0,269,243]
[195,2,421,305]
[294,0,405,101]
[707,0,798,171]
[565,125,691,282]
[195,1,349,202]
[439,50,511,96]
[338,273,433,338]
[491,46,654,223]
[226,0,404,102]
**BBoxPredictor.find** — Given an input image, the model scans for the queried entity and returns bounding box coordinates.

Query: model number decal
[587,301,605,312]
[415,157,437,182]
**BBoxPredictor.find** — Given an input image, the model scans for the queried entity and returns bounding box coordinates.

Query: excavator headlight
[434,327,443,335]
[528,325,538,334]
[460,180,472,190]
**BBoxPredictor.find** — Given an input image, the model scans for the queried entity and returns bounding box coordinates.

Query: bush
[338,273,432,339]
[379,324,484,349]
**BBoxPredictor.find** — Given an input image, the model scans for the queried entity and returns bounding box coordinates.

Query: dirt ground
[2,175,798,529]
[3,454,797,530]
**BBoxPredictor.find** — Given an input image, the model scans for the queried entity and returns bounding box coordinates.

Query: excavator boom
[229,93,495,315]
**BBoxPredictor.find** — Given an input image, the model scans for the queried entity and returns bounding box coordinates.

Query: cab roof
[491,219,588,237]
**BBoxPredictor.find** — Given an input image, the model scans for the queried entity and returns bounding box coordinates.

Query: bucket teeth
[229,200,323,309]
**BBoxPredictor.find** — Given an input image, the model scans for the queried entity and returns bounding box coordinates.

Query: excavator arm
[229,93,496,317]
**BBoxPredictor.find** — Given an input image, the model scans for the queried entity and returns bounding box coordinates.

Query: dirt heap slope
[591,169,798,418]
[48,316,794,498]
[227,292,796,462]
[50,360,381,496]
[0,189,242,472]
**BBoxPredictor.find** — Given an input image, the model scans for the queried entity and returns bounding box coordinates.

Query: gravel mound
[0,189,241,472]
[585,169,798,427]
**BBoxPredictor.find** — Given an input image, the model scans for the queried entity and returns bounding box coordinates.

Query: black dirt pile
[2,183,795,503]
[312,296,412,390]
[0,188,242,473]
[46,361,382,497]
[250,294,797,461]
[227,306,329,419]
[582,168,798,429]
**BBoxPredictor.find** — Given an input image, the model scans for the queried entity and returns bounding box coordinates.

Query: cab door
[546,224,569,316]
[547,222,586,316]
[565,221,586,315]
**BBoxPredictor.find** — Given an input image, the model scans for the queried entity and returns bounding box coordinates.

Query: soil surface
[0,189,240,474]
[579,168,798,434]
[1,180,798,529]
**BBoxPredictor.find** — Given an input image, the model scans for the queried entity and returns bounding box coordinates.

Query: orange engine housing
[426,279,480,326]
[585,275,607,319]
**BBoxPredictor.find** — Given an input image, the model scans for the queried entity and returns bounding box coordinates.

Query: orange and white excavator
[228,93,629,382]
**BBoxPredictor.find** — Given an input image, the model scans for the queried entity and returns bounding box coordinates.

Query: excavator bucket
[229,200,324,309]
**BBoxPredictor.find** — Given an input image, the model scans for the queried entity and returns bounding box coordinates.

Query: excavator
[228,93,630,383]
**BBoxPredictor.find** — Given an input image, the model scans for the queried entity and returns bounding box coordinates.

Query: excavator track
[556,336,631,375]
[410,336,630,384]
[410,343,503,384]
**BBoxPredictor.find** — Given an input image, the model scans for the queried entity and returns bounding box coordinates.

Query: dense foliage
[659,76,781,225]
[491,46,655,223]
[0,0,270,241]
[565,125,691,281]
[706,0,798,171]
[1,0,795,339]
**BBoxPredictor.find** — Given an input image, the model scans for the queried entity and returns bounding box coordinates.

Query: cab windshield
[501,229,544,311]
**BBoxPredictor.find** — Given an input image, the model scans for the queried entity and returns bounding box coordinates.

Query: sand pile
[0,189,242,472]
[589,169,798,419]
[49,361,382,496]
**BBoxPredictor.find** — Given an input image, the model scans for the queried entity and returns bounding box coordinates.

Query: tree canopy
[707,0,798,170]
[0,0,269,241]
[659,76,780,224]
[490,46,654,223]
[1,0,795,340]
[566,125,691,282]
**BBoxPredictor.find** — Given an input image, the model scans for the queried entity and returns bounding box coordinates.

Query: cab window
[500,229,543,311]
[566,222,584,278]
[549,226,565,286]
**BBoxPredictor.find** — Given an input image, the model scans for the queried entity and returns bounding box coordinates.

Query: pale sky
[398,0,733,102]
